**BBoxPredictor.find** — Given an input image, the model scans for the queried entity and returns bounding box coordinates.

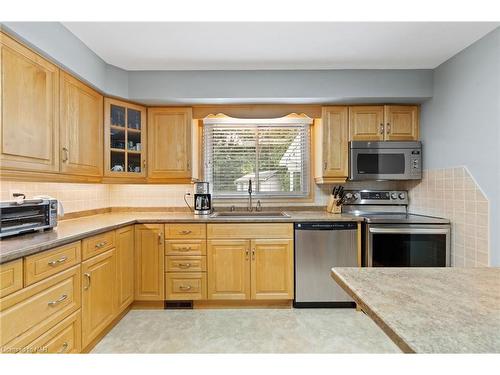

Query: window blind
[203,122,310,198]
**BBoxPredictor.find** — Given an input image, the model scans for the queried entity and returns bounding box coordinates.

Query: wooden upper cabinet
[104,98,147,178]
[384,105,419,140]
[59,71,103,177]
[147,107,192,180]
[0,32,60,172]
[251,239,293,300]
[349,105,419,141]
[134,224,165,301]
[207,240,250,300]
[315,106,349,183]
[349,106,385,141]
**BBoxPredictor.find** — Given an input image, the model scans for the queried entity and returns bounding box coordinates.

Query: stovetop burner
[341,189,449,224]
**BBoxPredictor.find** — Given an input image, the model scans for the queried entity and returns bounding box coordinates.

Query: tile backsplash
[0,181,109,214]
[406,166,490,267]
[2,168,489,267]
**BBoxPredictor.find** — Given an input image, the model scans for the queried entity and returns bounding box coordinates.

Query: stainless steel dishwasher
[294,222,358,308]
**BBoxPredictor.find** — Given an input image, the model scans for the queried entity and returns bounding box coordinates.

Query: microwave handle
[369,227,450,235]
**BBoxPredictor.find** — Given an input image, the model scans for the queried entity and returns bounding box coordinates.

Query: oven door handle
[368,227,450,235]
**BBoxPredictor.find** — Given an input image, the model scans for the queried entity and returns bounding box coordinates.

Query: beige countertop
[331,267,500,353]
[0,211,362,264]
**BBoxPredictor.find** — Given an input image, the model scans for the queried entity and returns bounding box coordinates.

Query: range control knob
[344,193,353,200]
[391,193,398,200]
[399,193,406,200]
[353,193,360,200]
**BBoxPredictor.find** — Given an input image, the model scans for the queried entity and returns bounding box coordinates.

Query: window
[203,114,312,198]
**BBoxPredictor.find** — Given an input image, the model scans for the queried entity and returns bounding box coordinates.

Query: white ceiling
[63,22,499,70]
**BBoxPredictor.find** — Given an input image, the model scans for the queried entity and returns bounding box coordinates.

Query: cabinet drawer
[0,265,81,351]
[165,224,206,239]
[82,231,115,260]
[0,259,23,298]
[165,240,206,256]
[24,310,81,353]
[165,272,206,300]
[24,241,81,286]
[207,223,293,239]
[166,256,206,272]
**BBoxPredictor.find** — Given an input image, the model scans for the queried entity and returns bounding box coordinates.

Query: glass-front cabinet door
[104,98,147,178]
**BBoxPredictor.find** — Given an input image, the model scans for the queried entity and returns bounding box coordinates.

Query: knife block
[326,196,342,214]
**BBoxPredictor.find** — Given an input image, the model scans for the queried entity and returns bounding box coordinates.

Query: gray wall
[1,22,129,98]
[1,22,432,104]
[128,69,432,104]
[420,27,500,265]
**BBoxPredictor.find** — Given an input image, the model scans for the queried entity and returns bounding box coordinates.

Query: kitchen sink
[209,211,291,218]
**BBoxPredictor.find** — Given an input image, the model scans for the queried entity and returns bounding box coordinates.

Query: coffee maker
[194,182,212,215]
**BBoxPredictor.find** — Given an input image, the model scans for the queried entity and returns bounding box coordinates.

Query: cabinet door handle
[251,248,255,260]
[48,256,68,266]
[58,342,69,353]
[179,285,192,290]
[143,159,146,169]
[323,161,327,171]
[177,247,192,251]
[48,294,68,307]
[386,123,391,134]
[245,249,249,260]
[178,263,191,268]
[379,124,384,134]
[62,147,69,162]
[179,230,192,235]
[95,241,107,249]
[84,272,91,290]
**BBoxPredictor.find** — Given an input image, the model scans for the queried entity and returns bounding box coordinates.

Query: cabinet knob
[386,123,391,134]
[379,124,384,134]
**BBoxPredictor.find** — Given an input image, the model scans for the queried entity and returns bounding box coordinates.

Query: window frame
[202,114,313,200]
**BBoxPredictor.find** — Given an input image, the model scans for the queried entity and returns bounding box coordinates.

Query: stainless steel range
[342,190,451,267]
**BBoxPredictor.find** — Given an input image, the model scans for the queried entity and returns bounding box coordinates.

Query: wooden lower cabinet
[81,249,116,347]
[251,239,294,300]
[207,226,294,301]
[0,258,23,298]
[134,224,165,301]
[0,265,81,352]
[115,226,134,313]
[207,239,251,300]
[24,241,81,286]
[24,310,81,353]
[165,272,206,300]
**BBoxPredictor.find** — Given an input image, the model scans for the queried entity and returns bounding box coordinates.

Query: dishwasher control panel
[295,222,357,230]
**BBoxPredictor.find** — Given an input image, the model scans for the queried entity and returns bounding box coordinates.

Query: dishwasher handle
[294,222,357,230]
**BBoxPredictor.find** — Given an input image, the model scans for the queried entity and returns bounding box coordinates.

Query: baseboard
[193,299,292,309]
[130,300,165,309]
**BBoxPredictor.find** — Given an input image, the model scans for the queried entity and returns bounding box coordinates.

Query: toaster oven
[0,199,58,238]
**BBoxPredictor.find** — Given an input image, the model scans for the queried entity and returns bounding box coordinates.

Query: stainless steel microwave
[349,141,422,181]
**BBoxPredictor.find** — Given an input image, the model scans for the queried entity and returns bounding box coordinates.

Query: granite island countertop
[331,267,500,353]
[0,210,362,264]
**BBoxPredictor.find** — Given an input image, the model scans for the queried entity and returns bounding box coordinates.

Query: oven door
[366,224,450,267]
[350,148,421,180]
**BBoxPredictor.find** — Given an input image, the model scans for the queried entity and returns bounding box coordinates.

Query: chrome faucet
[247,179,253,212]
